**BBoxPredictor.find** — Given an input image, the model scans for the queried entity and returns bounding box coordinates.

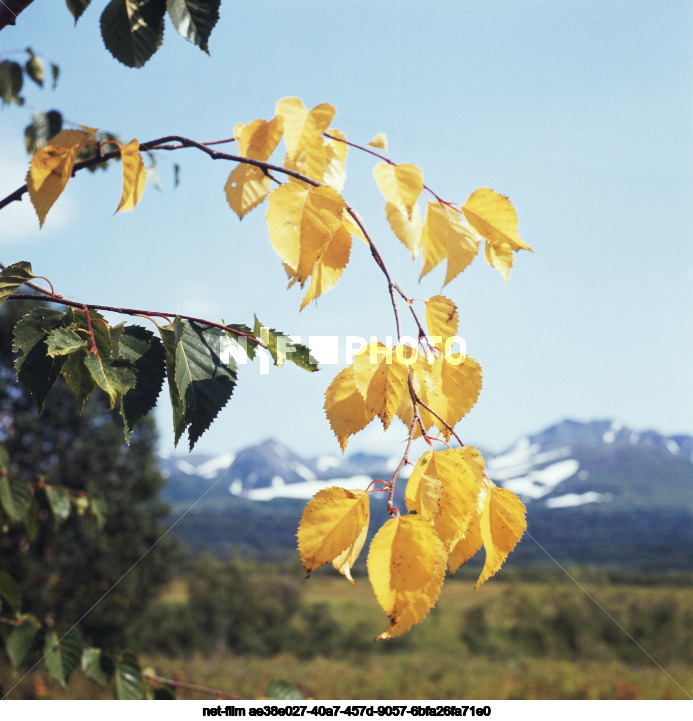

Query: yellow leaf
[426,355,482,440]
[26,129,90,227]
[323,129,347,192]
[373,162,423,220]
[116,139,146,213]
[461,188,532,281]
[394,347,439,438]
[300,224,352,309]
[405,447,485,550]
[298,486,370,582]
[266,183,346,284]
[266,183,304,272]
[385,201,423,257]
[225,163,272,219]
[276,97,335,157]
[324,366,376,452]
[367,132,388,150]
[352,342,410,430]
[420,199,480,284]
[367,514,446,639]
[425,295,459,350]
[476,486,527,589]
[343,209,368,244]
[276,97,335,182]
[234,116,283,161]
[449,509,483,574]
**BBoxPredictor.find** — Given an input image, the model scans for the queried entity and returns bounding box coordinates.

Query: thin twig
[142,671,243,701]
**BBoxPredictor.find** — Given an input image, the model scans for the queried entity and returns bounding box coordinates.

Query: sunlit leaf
[476,485,527,588]
[461,188,532,280]
[26,129,90,227]
[0,475,31,521]
[352,342,409,430]
[367,132,387,150]
[234,116,283,161]
[423,355,482,440]
[385,201,423,257]
[225,163,272,219]
[117,138,146,212]
[298,486,370,582]
[368,515,446,639]
[300,224,351,310]
[252,316,319,371]
[115,650,144,700]
[405,447,485,550]
[324,366,376,452]
[424,295,458,350]
[373,162,423,220]
[420,199,480,284]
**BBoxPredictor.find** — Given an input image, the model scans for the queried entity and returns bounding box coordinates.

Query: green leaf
[159,323,186,446]
[89,495,107,529]
[225,322,258,360]
[174,319,238,450]
[0,61,23,104]
[117,325,166,442]
[13,308,68,411]
[0,445,9,472]
[25,109,63,153]
[25,55,44,87]
[45,485,71,526]
[265,679,303,700]
[100,0,166,68]
[66,0,92,23]
[46,326,89,357]
[0,476,32,521]
[81,647,114,686]
[6,616,41,671]
[66,308,112,357]
[0,262,36,307]
[61,352,96,411]
[166,0,220,52]
[43,628,83,687]
[115,650,144,700]
[84,355,137,409]
[0,569,21,613]
[23,495,40,541]
[253,316,319,372]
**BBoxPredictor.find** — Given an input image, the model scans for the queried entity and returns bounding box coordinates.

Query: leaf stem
[141,671,242,701]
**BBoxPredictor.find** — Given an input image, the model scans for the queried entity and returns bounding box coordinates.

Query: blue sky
[1,1,691,459]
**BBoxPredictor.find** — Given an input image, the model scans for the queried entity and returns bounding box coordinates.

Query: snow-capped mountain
[487,419,693,512]
[160,418,693,513]
[159,419,693,567]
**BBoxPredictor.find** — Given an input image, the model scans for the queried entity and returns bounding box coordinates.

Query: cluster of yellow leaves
[372,154,532,281]
[226,98,358,309]
[297,447,526,639]
[26,128,146,227]
[324,295,480,451]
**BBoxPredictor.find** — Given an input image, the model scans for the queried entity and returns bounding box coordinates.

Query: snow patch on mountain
[500,459,580,499]
[239,475,373,501]
[197,452,236,479]
[545,491,612,508]
[316,455,341,472]
[292,462,316,481]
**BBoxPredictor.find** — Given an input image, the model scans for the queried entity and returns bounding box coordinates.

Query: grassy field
[3,568,693,700]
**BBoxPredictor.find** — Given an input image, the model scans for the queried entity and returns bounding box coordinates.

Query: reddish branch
[0,131,468,513]
[7,293,265,347]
